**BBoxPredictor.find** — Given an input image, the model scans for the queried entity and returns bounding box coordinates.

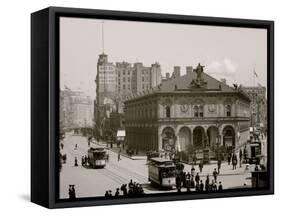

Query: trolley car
[88,147,107,168]
[148,157,176,188]
[248,141,262,164]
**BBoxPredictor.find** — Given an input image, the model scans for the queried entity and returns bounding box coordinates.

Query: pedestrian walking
[232,153,237,170]
[190,176,195,188]
[205,174,210,191]
[191,166,195,177]
[211,180,217,191]
[108,190,113,197]
[239,149,243,168]
[186,172,191,180]
[227,153,231,165]
[218,181,223,191]
[115,188,120,197]
[129,179,133,189]
[195,173,200,185]
[213,168,218,182]
[199,160,204,173]
[176,175,182,192]
[117,148,121,161]
[217,159,221,174]
[74,157,78,167]
[84,155,88,166]
[121,184,128,196]
[75,144,78,150]
[69,185,76,200]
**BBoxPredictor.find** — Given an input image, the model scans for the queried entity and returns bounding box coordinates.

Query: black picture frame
[31,6,274,209]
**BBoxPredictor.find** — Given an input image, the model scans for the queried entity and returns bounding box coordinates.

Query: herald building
[124,64,251,155]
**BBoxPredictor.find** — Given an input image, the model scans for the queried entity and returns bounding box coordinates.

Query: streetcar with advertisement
[148,157,176,188]
[88,147,107,168]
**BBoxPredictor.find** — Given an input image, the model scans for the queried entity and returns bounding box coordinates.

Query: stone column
[190,128,193,146]
[158,128,162,151]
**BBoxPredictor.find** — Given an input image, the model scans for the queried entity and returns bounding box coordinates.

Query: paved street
[60,132,255,199]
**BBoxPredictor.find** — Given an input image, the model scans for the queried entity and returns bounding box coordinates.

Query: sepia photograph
[58,16,269,200]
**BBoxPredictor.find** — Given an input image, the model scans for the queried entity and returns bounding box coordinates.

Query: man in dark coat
[227,153,231,165]
[205,175,210,191]
[232,153,237,170]
[239,149,243,167]
[115,188,120,197]
[74,157,78,167]
[218,181,223,191]
[195,173,200,185]
[213,168,218,182]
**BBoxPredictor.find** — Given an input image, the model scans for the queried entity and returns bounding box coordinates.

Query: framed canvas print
[31,7,274,208]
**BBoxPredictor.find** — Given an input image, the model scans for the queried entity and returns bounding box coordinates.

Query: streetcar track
[98,168,128,185]
[108,162,148,183]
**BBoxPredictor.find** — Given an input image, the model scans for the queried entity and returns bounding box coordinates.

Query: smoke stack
[173,66,180,78]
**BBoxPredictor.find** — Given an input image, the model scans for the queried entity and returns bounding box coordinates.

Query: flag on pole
[254,69,258,78]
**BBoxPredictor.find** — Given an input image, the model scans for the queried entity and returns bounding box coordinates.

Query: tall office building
[94,54,162,138]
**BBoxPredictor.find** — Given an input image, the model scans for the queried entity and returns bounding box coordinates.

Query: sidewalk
[181,161,254,177]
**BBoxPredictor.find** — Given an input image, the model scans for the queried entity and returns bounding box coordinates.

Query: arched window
[166,106,171,118]
[226,105,231,117]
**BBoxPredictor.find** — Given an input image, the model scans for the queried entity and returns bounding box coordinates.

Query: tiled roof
[157,71,235,93]
[125,69,251,103]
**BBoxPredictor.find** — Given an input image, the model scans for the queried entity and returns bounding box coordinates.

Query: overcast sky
[60,17,267,98]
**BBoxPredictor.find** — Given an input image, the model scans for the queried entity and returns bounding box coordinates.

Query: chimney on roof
[186,66,193,75]
[173,66,181,78]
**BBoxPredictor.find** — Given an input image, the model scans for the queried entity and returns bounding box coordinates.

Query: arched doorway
[207,126,219,149]
[178,127,191,152]
[223,125,235,152]
[162,127,176,151]
[193,126,205,149]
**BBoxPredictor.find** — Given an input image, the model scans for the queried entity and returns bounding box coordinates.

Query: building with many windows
[94,53,162,138]
[124,63,251,155]
[242,85,267,129]
[60,88,93,129]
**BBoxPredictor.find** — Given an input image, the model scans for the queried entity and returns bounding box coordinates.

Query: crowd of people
[68,184,76,200]
[175,165,223,193]
[105,179,145,198]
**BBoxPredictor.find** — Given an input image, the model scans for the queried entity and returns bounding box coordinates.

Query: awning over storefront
[117,130,126,141]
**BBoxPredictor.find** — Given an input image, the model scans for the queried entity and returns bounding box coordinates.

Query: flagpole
[253,67,255,87]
